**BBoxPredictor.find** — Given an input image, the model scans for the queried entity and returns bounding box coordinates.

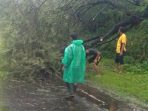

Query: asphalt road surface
[0,79,106,111]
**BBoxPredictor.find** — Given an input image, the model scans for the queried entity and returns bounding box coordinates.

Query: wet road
[0,79,105,111]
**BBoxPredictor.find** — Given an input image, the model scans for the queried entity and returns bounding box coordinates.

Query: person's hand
[120,52,123,56]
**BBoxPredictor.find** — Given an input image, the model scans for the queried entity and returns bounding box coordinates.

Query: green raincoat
[62,40,86,83]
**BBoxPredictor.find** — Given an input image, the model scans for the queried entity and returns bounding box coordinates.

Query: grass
[86,58,148,106]
[0,71,5,111]
[0,71,9,111]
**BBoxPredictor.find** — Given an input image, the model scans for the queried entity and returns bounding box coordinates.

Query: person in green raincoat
[62,33,86,100]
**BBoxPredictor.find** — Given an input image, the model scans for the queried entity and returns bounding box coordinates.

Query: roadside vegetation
[86,19,148,106]
[0,0,147,107]
[87,58,148,105]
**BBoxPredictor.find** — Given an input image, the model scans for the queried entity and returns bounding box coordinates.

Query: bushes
[126,20,148,62]
[124,56,136,64]
[124,62,148,74]
[101,19,148,64]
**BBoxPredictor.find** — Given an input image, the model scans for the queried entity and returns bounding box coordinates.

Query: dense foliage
[0,0,147,79]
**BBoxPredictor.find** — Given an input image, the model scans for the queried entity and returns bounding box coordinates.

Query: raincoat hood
[72,40,83,45]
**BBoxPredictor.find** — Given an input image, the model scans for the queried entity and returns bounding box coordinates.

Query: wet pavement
[78,84,148,111]
[0,78,147,111]
[0,79,104,111]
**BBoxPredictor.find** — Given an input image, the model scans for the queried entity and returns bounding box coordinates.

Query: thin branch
[37,0,48,10]
[91,5,107,21]
[127,0,141,6]
[84,15,143,44]
[74,0,128,18]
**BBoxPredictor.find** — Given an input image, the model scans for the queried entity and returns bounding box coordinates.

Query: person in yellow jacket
[62,33,86,100]
[115,27,127,73]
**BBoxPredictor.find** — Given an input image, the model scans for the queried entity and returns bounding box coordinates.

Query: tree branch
[127,0,142,6]
[36,0,48,10]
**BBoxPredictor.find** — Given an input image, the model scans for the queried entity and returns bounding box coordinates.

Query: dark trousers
[65,82,77,95]
[115,52,126,65]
